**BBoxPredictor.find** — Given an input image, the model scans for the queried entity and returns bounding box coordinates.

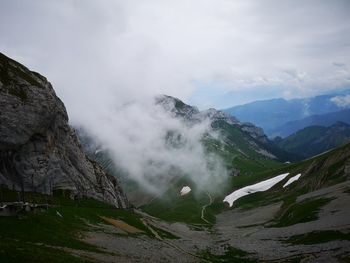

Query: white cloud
[1,0,350,111]
[81,97,228,194]
[331,95,350,107]
[1,1,350,191]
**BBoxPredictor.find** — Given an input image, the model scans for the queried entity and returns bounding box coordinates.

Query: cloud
[331,95,350,107]
[81,97,228,194]
[0,1,350,191]
[333,62,346,68]
[1,1,350,110]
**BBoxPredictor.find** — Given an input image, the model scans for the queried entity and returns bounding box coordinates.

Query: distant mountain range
[223,92,350,137]
[274,121,350,159]
[270,108,350,138]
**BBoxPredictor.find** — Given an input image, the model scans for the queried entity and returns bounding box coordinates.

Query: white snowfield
[223,173,290,207]
[180,186,191,196]
[283,173,301,188]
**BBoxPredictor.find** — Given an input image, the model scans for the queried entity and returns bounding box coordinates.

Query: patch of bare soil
[99,216,144,234]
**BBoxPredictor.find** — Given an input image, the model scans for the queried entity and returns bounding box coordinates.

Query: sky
[1,1,350,193]
[1,0,350,111]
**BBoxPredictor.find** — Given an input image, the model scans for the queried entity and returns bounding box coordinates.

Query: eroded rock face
[0,53,128,208]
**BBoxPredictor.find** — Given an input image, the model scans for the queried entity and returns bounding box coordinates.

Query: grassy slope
[222,143,350,231]
[277,126,326,150]
[275,123,350,158]
[141,176,215,225]
[141,162,284,226]
[111,117,285,225]
[140,168,287,226]
[143,143,350,227]
[210,120,286,171]
[284,230,350,245]
[141,125,285,226]
[0,192,159,263]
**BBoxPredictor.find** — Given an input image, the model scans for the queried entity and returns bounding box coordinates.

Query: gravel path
[201,192,213,224]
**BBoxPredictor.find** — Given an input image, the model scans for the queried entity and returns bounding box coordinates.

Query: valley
[1,143,349,262]
[1,52,350,263]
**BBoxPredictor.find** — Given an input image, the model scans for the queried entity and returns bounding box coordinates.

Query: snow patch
[180,186,191,196]
[223,173,290,207]
[283,173,301,188]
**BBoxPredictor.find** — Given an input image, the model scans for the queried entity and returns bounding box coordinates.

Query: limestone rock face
[0,53,128,208]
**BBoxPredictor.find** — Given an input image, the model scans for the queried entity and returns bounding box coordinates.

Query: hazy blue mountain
[223,92,350,136]
[270,109,350,138]
[274,122,350,159]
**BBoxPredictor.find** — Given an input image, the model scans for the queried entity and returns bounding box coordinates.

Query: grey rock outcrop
[0,52,128,208]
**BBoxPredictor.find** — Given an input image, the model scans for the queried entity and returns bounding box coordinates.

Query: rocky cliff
[0,52,128,208]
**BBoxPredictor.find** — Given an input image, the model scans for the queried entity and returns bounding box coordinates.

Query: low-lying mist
[76,96,228,195]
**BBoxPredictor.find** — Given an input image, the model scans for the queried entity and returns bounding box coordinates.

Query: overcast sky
[1,0,350,112]
[2,1,350,192]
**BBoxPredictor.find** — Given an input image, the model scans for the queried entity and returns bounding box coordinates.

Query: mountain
[223,93,350,136]
[274,121,350,159]
[0,52,128,208]
[77,95,298,206]
[270,108,350,138]
[134,100,350,261]
[1,52,349,262]
[142,141,350,261]
[156,95,294,160]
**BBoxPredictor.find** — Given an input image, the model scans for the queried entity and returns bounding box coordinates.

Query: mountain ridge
[270,108,350,138]
[0,52,128,208]
[223,92,350,137]
[274,121,350,159]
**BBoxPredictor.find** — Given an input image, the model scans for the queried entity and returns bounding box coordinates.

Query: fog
[1,0,349,193]
[331,95,350,107]
[81,96,228,193]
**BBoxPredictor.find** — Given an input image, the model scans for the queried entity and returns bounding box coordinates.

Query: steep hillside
[141,143,350,262]
[208,142,350,262]
[274,122,350,158]
[270,109,350,138]
[0,52,128,208]
[223,93,350,136]
[156,95,296,166]
[224,142,350,211]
